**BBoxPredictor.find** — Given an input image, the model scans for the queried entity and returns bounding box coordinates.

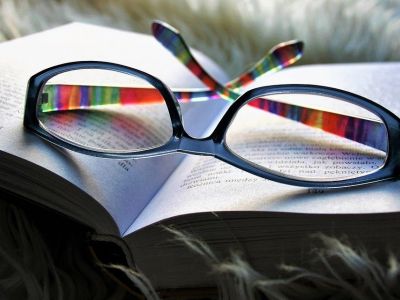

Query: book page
[0,23,228,234]
[127,62,400,233]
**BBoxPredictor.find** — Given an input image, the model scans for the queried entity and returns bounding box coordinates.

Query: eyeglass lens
[226,93,388,181]
[36,69,173,153]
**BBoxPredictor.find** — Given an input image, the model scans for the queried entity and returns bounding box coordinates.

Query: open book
[1,23,400,289]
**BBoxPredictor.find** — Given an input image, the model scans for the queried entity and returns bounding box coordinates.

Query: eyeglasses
[24,21,400,189]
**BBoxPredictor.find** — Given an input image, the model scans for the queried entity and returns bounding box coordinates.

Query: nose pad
[178,134,216,156]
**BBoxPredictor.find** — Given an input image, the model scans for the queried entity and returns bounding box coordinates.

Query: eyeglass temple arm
[171,39,304,102]
[40,84,386,152]
[152,21,386,152]
[248,98,387,152]
[225,40,303,90]
[152,21,304,100]
[152,21,303,94]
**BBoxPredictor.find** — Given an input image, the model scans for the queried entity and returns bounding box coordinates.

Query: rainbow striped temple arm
[40,84,386,152]
[151,21,304,99]
[248,98,387,152]
[225,40,303,91]
[40,85,165,111]
[151,21,387,151]
[172,39,304,101]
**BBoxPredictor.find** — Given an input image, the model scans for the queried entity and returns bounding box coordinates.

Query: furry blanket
[1,0,400,299]
[1,0,400,75]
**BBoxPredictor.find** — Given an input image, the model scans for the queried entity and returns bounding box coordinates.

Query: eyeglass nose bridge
[177,134,216,156]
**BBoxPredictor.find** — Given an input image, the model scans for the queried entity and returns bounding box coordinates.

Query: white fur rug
[0,0,399,76]
[1,1,400,299]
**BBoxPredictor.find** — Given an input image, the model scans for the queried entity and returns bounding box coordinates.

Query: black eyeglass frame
[24,61,400,189]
